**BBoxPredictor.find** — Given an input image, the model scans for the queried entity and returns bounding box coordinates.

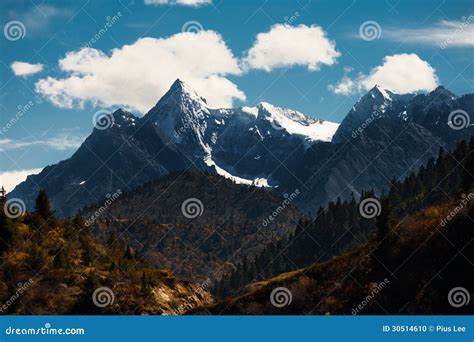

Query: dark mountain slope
[197,199,472,315]
[293,118,442,213]
[214,138,474,298]
[11,109,190,217]
[289,85,473,213]
[85,171,305,283]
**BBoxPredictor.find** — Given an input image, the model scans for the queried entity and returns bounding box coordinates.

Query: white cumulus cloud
[11,61,44,77]
[330,76,355,95]
[0,168,42,193]
[35,31,245,112]
[330,53,438,95]
[242,24,340,72]
[144,0,211,7]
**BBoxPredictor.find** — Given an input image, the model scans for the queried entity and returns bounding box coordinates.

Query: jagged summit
[254,101,338,142]
[430,85,457,99]
[109,108,137,127]
[145,79,339,145]
[332,84,467,144]
[168,78,196,96]
[170,78,185,89]
[156,78,209,109]
[257,101,313,123]
[366,84,395,101]
[145,79,211,145]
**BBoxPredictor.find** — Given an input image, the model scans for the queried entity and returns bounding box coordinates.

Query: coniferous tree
[73,273,101,314]
[0,209,16,253]
[375,197,395,242]
[81,237,94,266]
[53,248,69,269]
[28,243,47,272]
[141,271,149,294]
[373,197,396,275]
[35,189,53,220]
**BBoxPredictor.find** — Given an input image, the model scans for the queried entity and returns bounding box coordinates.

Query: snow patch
[241,106,258,117]
[204,156,270,187]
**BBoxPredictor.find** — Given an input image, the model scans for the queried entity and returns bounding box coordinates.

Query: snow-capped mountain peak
[255,102,339,142]
[145,79,212,146]
[257,102,312,123]
[146,79,339,145]
[139,79,341,187]
[155,78,209,112]
[367,85,394,101]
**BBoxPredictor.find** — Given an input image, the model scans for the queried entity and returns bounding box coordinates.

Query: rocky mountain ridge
[10,80,474,217]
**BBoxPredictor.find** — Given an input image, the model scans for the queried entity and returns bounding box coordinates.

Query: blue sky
[0,0,473,190]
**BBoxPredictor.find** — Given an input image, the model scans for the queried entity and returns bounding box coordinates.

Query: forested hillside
[215,138,474,298]
[0,192,212,315]
[83,171,304,283]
